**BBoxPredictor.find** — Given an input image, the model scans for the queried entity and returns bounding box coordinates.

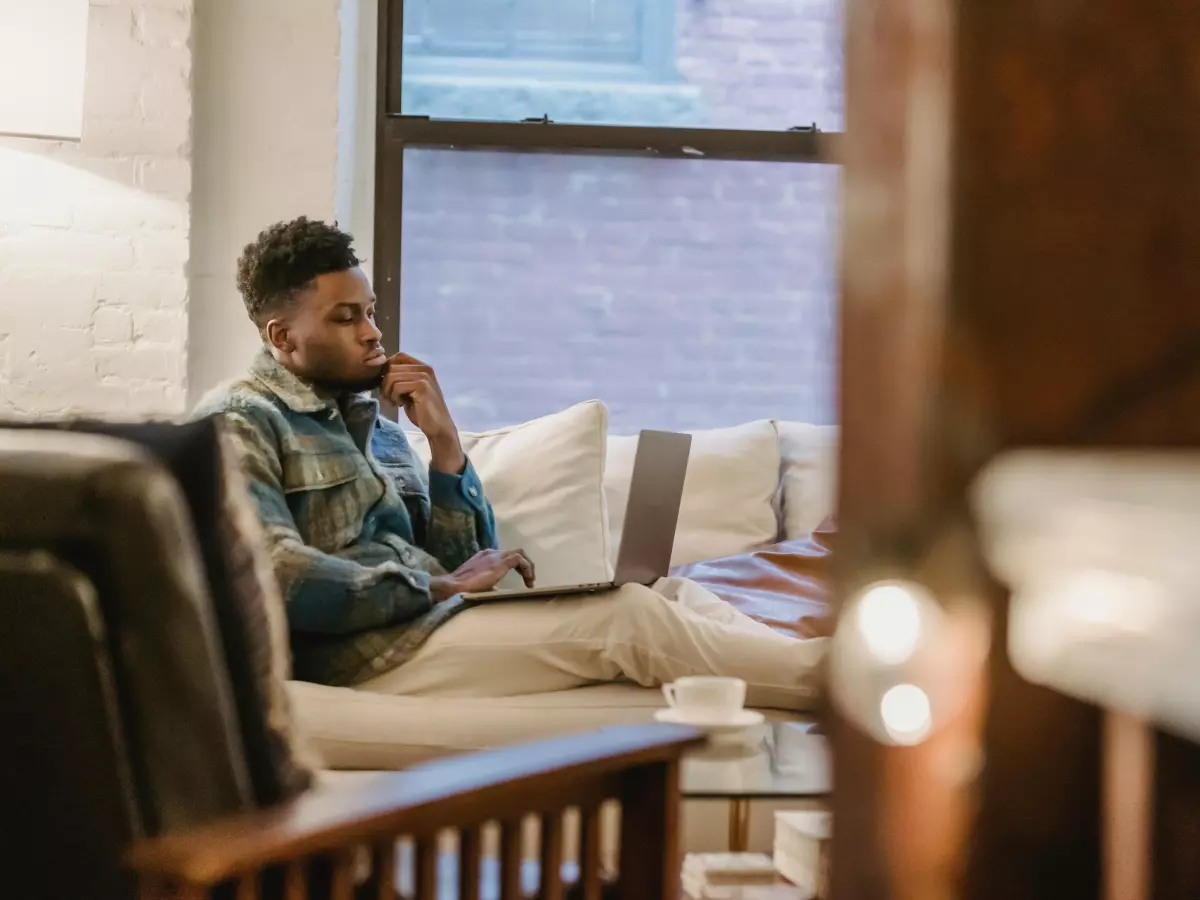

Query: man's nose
[363,317,383,342]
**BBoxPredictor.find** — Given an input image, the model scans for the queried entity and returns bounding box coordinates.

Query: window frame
[371,0,843,376]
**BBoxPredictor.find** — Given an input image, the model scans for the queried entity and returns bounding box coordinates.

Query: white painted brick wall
[0,0,193,419]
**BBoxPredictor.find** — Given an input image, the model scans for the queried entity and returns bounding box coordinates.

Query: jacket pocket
[281,451,360,494]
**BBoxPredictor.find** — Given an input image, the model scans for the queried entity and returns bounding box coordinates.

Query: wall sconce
[972,450,1200,742]
[0,0,90,141]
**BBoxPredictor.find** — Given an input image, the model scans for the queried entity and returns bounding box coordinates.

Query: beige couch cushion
[290,680,800,771]
[605,421,782,567]
[290,681,667,769]
[774,421,839,540]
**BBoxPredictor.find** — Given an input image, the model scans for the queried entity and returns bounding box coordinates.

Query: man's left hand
[381,353,465,474]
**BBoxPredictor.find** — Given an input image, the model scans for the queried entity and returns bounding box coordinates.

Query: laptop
[461,429,692,602]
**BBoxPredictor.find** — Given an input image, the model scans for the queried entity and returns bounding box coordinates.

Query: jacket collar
[250,347,378,420]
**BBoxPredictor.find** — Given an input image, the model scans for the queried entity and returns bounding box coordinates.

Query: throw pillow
[605,420,782,567]
[774,421,839,540]
[407,401,613,588]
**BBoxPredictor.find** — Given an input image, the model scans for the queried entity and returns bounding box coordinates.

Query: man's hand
[429,549,536,601]
[381,352,464,474]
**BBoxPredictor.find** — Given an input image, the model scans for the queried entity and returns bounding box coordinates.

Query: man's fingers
[386,363,434,378]
[382,371,431,390]
[389,351,428,365]
[382,376,430,403]
[503,549,535,587]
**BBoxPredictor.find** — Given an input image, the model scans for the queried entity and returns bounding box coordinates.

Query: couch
[4,408,838,862]
[288,405,840,771]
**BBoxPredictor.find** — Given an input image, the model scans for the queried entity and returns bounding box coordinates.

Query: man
[198,217,824,710]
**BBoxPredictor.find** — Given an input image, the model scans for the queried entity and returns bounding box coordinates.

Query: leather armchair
[0,425,702,900]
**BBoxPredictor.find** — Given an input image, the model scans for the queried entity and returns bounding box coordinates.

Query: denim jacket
[194,348,497,686]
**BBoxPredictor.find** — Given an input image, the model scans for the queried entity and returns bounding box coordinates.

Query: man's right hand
[430,549,536,601]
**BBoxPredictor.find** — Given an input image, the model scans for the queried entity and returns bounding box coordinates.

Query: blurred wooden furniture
[836,1,1200,899]
[130,725,701,900]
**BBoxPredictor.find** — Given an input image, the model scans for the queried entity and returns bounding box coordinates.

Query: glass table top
[680,721,832,800]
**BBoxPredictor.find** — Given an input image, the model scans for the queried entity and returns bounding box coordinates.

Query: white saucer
[654,708,765,734]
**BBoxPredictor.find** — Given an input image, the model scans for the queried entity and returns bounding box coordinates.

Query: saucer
[654,708,766,734]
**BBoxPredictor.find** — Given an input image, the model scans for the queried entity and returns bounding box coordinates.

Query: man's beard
[311,366,387,395]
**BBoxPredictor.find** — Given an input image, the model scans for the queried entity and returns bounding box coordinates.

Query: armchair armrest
[129,723,704,895]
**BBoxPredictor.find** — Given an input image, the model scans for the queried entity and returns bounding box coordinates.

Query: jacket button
[468,486,479,498]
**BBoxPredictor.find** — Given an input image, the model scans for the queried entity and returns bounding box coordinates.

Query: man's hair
[236,217,361,325]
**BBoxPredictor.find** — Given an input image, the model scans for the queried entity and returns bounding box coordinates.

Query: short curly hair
[236,217,361,326]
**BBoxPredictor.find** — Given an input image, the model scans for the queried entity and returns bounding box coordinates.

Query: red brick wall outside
[399,0,843,434]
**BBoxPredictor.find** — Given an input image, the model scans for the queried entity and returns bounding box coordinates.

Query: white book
[772,811,831,899]
[683,852,778,885]
[682,875,803,900]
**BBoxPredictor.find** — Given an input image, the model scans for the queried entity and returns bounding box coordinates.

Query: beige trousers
[360,577,825,711]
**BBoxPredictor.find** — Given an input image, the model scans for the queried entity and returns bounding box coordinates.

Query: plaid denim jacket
[194,349,497,687]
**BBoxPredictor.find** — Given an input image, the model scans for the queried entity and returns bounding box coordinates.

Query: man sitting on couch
[196,217,825,710]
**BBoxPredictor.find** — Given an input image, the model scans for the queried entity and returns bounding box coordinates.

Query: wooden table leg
[1104,711,1152,900]
[728,800,751,852]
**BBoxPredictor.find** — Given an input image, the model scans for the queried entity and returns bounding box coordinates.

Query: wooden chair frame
[129,725,704,900]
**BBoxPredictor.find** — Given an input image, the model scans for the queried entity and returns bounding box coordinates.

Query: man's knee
[603,584,678,631]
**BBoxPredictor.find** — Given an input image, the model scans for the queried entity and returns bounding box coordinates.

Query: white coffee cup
[662,676,747,721]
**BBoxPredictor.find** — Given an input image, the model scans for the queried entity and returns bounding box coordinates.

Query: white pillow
[605,421,782,567]
[774,421,839,539]
[406,401,612,589]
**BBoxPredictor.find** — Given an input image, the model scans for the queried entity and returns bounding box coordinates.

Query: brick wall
[0,0,841,427]
[402,152,840,434]
[0,0,192,418]
[677,0,844,131]
[399,0,843,434]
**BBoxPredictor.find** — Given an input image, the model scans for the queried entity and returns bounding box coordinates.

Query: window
[397,0,843,129]
[376,0,844,431]
[404,0,668,70]
[401,149,839,432]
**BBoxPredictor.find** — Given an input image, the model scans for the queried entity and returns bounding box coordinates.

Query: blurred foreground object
[975,452,1200,740]
[837,0,1200,897]
[831,579,986,747]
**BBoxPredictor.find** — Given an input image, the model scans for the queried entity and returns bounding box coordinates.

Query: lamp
[0,0,89,141]
[830,577,980,746]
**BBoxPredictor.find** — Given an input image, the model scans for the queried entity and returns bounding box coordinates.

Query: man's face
[268,267,387,392]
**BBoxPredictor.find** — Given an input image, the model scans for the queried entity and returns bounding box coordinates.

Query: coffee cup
[662,676,747,721]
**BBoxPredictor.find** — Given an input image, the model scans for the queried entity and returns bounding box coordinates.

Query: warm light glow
[0,145,183,232]
[0,0,90,140]
[880,683,932,744]
[832,574,990,748]
[855,581,923,665]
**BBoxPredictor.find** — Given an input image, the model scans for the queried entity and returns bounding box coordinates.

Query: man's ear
[264,319,294,353]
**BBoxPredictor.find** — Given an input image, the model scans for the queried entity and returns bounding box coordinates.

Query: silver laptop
[461,429,692,602]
